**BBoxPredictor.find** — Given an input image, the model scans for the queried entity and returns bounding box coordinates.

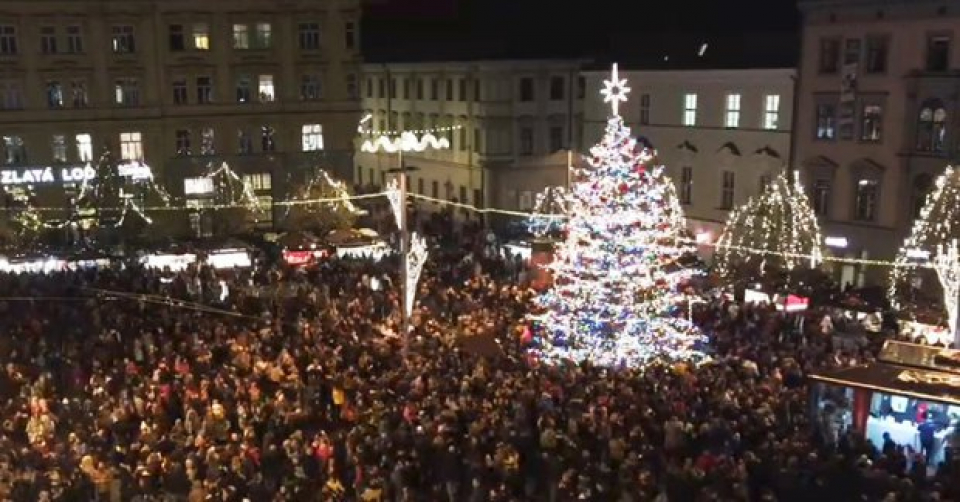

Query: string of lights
[358,125,463,137]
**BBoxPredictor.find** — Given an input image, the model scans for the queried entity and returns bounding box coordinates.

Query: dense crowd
[0,224,958,501]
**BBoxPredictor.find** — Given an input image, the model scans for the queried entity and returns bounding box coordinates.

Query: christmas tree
[715,172,823,284]
[285,169,363,232]
[532,65,705,367]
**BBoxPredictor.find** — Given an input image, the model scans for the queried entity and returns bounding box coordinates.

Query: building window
[243,173,271,191]
[175,129,191,155]
[0,25,17,55]
[917,100,948,152]
[473,127,482,152]
[236,76,252,103]
[389,78,396,99]
[192,23,209,50]
[912,174,933,218]
[255,23,272,49]
[416,79,424,100]
[458,127,468,151]
[172,78,188,104]
[111,25,135,54]
[298,22,320,50]
[816,103,837,140]
[549,76,564,101]
[75,133,92,162]
[431,180,439,199]
[377,78,385,98]
[445,79,453,101]
[725,93,741,128]
[3,136,25,164]
[639,93,651,125]
[46,81,64,108]
[682,93,697,126]
[114,79,139,106]
[51,135,67,163]
[459,78,467,101]
[844,38,861,65]
[184,177,214,196]
[577,76,586,99]
[519,78,534,102]
[474,80,481,101]
[402,78,410,99]
[759,175,771,194]
[860,103,883,141]
[66,25,83,53]
[865,35,888,73]
[365,78,373,98]
[300,74,321,100]
[720,171,735,209]
[680,166,693,205]
[196,76,213,104]
[70,80,88,108]
[0,81,23,110]
[238,129,253,154]
[818,38,840,73]
[258,75,275,102]
[200,127,215,155]
[232,24,248,49]
[854,179,879,221]
[519,127,533,155]
[301,124,323,151]
[345,73,358,99]
[763,95,780,130]
[926,34,951,72]
[430,79,438,100]
[169,24,185,51]
[344,21,356,49]
[119,132,143,160]
[549,126,564,152]
[261,126,276,152]
[40,26,57,54]
[812,179,830,216]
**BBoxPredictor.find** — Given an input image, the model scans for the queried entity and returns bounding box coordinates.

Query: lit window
[111,25,135,54]
[301,124,324,151]
[255,23,272,49]
[243,173,272,191]
[200,127,215,155]
[114,78,140,106]
[75,133,92,162]
[815,103,836,140]
[119,131,143,160]
[192,23,209,50]
[51,134,67,163]
[46,81,64,108]
[763,94,780,130]
[854,178,879,221]
[2,136,25,164]
[258,75,275,102]
[683,93,697,126]
[261,126,275,152]
[725,93,741,128]
[916,101,946,151]
[184,177,214,195]
[175,129,191,156]
[860,103,883,141]
[232,24,248,49]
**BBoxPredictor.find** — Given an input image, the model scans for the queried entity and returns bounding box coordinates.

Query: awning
[809,363,960,406]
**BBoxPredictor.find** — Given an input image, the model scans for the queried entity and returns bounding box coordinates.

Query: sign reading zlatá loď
[0,165,97,186]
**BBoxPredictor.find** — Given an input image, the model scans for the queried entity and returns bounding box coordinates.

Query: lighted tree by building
[532,64,705,367]
[527,186,568,238]
[203,163,261,236]
[889,165,960,311]
[285,169,363,232]
[715,172,823,284]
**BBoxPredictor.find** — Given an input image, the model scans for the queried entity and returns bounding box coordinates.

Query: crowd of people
[0,221,958,501]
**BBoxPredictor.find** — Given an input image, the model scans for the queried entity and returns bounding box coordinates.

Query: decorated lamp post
[361,129,451,355]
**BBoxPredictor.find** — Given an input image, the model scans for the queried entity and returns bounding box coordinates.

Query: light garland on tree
[207,162,261,212]
[531,64,706,368]
[527,186,568,238]
[889,165,960,310]
[933,239,960,345]
[404,232,428,318]
[714,171,823,281]
[385,178,403,227]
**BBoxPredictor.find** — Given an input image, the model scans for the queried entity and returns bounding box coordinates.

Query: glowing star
[600,63,631,116]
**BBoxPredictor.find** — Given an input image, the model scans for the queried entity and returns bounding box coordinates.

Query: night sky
[363,0,800,66]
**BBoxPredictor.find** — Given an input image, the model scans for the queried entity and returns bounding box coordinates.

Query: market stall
[327,228,391,262]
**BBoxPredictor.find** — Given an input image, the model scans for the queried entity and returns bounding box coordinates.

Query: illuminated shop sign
[117,161,154,180]
[0,165,97,185]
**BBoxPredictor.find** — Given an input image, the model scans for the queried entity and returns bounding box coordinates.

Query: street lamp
[361,130,451,355]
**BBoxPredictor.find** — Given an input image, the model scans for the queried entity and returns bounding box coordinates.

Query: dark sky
[363,0,800,65]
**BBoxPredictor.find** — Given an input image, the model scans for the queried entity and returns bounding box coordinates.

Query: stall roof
[878,340,960,376]
[809,363,960,406]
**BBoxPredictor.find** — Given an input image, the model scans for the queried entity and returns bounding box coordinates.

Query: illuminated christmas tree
[889,165,960,311]
[527,186,568,238]
[532,65,705,367]
[715,172,823,284]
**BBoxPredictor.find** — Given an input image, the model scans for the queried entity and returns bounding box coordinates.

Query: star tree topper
[601,63,631,116]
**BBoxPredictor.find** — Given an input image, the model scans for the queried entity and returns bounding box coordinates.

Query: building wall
[581,69,795,244]
[354,60,583,214]
[794,0,960,285]
[0,0,362,233]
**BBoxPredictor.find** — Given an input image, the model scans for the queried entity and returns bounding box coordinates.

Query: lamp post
[361,130,450,356]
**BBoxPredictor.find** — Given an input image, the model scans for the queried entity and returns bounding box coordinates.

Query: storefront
[810,340,960,464]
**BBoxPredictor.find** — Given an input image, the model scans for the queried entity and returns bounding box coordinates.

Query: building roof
[809,362,960,406]
[585,32,800,71]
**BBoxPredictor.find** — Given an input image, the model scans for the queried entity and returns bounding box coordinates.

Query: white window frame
[51,134,67,163]
[200,127,215,155]
[184,177,214,195]
[0,25,18,55]
[763,94,781,130]
[257,74,275,102]
[119,131,143,161]
[232,24,249,49]
[192,23,210,50]
[301,123,324,151]
[725,93,741,128]
[66,25,83,53]
[75,133,92,162]
[683,93,697,126]
[298,22,321,50]
[111,25,135,54]
[243,173,272,191]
